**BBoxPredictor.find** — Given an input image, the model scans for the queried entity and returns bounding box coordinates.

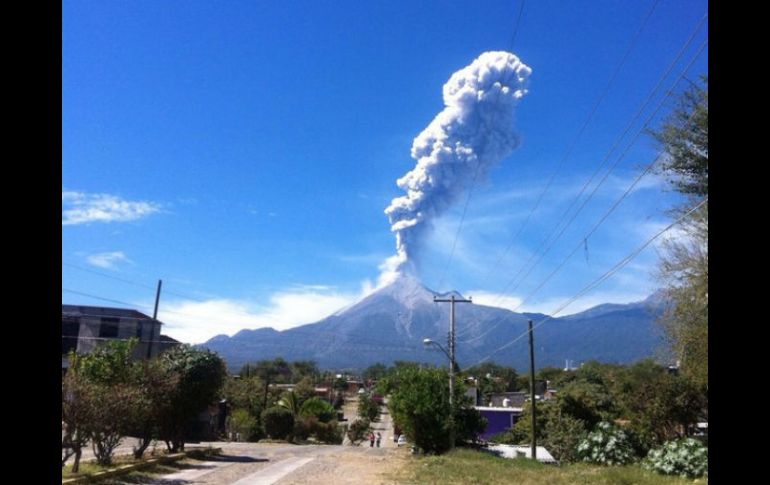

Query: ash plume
[382,51,531,283]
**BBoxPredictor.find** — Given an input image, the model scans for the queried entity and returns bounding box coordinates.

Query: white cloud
[62,190,161,225]
[85,251,133,270]
[156,286,363,344]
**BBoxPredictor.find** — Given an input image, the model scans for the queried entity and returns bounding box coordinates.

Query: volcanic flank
[200,273,666,372]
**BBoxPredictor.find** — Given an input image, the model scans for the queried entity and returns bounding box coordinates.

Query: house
[487,391,528,408]
[475,406,523,441]
[62,304,179,370]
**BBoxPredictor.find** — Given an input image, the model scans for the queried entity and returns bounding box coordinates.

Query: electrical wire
[466,196,707,368]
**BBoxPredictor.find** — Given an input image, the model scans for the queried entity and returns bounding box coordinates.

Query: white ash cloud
[383,51,531,277]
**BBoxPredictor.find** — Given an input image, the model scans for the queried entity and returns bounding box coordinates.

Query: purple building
[475,406,523,441]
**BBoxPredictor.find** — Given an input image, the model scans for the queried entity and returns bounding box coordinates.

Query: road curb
[62,447,222,484]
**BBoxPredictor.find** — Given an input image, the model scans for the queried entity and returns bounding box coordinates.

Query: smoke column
[380,51,531,285]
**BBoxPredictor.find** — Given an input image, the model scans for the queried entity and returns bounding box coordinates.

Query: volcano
[200,274,666,372]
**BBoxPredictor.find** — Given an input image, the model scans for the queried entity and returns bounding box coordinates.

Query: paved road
[98,442,405,485]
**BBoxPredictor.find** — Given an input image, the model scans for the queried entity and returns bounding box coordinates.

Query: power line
[62,262,157,291]
[491,38,707,312]
[509,0,526,51]
[62,288,151,311]
[457,24,707,341]
[486,0,663,275]
[466,197,707,368]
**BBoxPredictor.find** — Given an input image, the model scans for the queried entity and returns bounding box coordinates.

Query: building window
[100,317,120,338]
[62,318,79,354]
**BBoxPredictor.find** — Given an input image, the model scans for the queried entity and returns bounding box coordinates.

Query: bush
[346,418,371,444]
[227,408,258,441]
[643,438,708,478]
[576,421,635,466]
[314,420,344,444]
[261,407,295,440]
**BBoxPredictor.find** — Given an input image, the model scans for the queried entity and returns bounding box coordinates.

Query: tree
[463,362,519,404]
[649,76,708,390]
[62,362,95,473]
[69,339,144,466]
[494,400,588,463]
[299,397,336,423]
[362,363,388,381]
[658,205,708,389]
[248,358,292,410]
[381,366,484,454]
[650,76,708,197]
[262,407,294,440]
[289,360,319,382]
[611,360,705,450]
[357,393,380,421]
[157,345,227,452]
[277,390,302,417]
[130,359,176,459]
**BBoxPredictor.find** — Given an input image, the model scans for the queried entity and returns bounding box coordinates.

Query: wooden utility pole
[433,294,472,448]
[148,279,162,359]
[528,319,537,461]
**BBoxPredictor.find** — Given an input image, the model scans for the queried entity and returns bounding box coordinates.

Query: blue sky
[62,0,708,344]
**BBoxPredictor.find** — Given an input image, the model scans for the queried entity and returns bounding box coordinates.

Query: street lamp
[422,338,457,372]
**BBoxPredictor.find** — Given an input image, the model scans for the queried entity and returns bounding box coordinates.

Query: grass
[62,446,220,482]
[389,448,708,485]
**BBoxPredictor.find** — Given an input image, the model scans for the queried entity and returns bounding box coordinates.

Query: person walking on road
[369,432,375,447]
[376,432,381,448]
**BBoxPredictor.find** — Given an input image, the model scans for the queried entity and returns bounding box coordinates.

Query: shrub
[346,418,371,444]
[576,421,635,466]
[227,408,258,441]
[261,406,295,440]
[314,420,343,444]
[643,438,708,478]
[293,415,316,441]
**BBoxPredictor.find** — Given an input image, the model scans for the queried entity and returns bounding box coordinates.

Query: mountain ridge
[199,274,667,371]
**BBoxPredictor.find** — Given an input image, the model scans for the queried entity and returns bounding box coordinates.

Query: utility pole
[148,279,162,359]
[528,319,537,461]
[433,294,472,448]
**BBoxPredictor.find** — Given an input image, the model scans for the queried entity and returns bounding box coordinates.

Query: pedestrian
[376,432,381,448]
[369,432,375,447]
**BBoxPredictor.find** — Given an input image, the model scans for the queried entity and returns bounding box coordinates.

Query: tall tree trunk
[72,447,82,474]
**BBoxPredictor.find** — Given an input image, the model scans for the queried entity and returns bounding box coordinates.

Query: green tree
[293,376,316,403]
[649,76,708,391]
[357,393,380,421]
[612,360,705,450]
[157,345,227,452]
[650,76,708,197]
[362,363,388,381]
[62,362,95,473]
[381,366,483,454]
[463,362,519,404]
[277,390,302,417]
[248,358,292,410]
[226,409,258,442]
[289,360,319,383]
[68,340,144,466]
[262,406,294,440]
[493,400,588,463]
[299,396,336,423]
